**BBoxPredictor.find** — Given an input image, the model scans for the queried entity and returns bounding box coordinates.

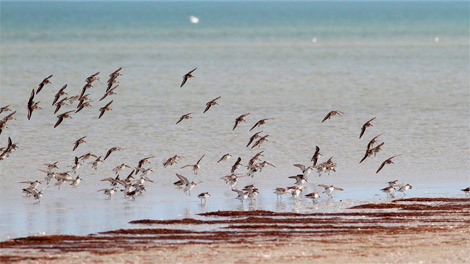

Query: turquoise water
[0,1,469,240]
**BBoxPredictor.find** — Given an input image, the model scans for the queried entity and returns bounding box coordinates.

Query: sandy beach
[2,197,469,263]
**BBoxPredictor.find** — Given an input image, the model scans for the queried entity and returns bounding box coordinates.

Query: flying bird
[99,100,113,119]
[180,68,197,87]
[360,117,376,139]
[376,155,401,174]
[217,153,232,163]
[311,146,322,166]
[203,96,221,113]
[54,111,74,128]
[367,133,384,150]
[52,84,68,105]
[322,110,344,123]
[246,131,263,147]
[233,113,250,130]
[181,154,205,175]
[36,75,53,94]
[73,136,87,151]
[99,85,118,101]
[176,113,192,124]
[27,89,40,120]
[103,146,122,160]
[250,118,273,131]
[251,135,269,149]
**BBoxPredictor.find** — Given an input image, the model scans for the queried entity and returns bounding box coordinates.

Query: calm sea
[0,1,469,240]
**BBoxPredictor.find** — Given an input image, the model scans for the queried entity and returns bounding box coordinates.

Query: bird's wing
[293,164,306,171]
[176,174,189,185]
[322,112,332,122]
[376,161,387,173]
[318,184,329,189]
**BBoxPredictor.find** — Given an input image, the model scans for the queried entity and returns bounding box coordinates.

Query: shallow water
[0,1,469,241]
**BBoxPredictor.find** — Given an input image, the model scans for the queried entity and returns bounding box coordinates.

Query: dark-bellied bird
[36,75,53,94]
[360,117,376,139]
[180,68,197,88]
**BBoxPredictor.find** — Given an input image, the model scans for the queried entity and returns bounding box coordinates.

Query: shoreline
[1,197,469,263]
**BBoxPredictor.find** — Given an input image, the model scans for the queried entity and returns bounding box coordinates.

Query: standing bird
[359,117,376,139]
[318,184,344,197]
[461,187,470,197]
[250,118,273,131]
[203,96,221,113]
[376,155,401,173]
[180,68,197,87]
[311,145,322,166]
[233,113,250,130]
[52,84,68,105]
[54,111,74,128]
[99,100,113,119]
[104,146,122,160]
[217,153,232,163]
[176,113,192,124]
[305,192,321,203]
[181,155,205,175]
[27,89,40,120]
[197,192,211,203]
[322,110,344,123]
[396,184,413,195]
[73,136,87,151]
[36,75,53,94]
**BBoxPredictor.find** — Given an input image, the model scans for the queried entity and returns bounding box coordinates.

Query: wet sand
[1,198,469,263]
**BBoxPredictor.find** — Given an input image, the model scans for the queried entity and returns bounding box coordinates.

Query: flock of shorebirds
[1,67,469,205]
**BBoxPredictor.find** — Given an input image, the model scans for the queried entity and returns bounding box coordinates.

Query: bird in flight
[360,117,376,139]
[233,113,250,130]
[203,96,221,113]
[36,75,53,94]
[176,113,192,124]
[376,155,401,174]
[322,110,344,123]
[180,68,197,88]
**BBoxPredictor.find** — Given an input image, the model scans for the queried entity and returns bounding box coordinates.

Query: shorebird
[359,117,376,139]
[79,152,99,161]
[99,100,113,119]
[113,163,131,174]
[20,180,42,189]
[52,84,68,105]
[98,187,118,199]
[175,173,201,195]
[247,151,264,168]
[0,105,11,114]
[396,184,412,195]
[181,154,205,175]
[73,136,87,151]
[248,188,259,201]
[233,113,250,130]
[197,192,210,203]
[217,153,232,163]
[381,186,396,198]
[288,174,307,186]
[135,156,154,174]
[311,146,322,166]
[388,180,399,187]
[293,163,315,178]
[367,133,384,150]
[246,131,263,148]
[53,97,68,114]
[38,169,56,184]
[273,188,288,200]
[232,189,249,204]
[70,175,82,187]
[250,118,273,131]
[104,146,122,160]
[180,68,197,87]
[27,89,40,120]
[371,142,384,157]
[359,148,374,163]
[251,135,269,149]
[99,85,118,101]
[305,192,321,203]
[28,186,49,203]
[54,111,74,128]
[176,113,192,124]
[75,101,92,113]
[125,190,137,200]
[257,160,276,172]
[101,175,121,187]
[231,157,242,173]
[287,185,303,201]
[36,75,53,94]
[79,83,92,100]
[85,72,100,84]
[89,156,103,170]
[67,95,80,104]
[71,156,80,173]
[376,155,401,174]
[322,110,344,123]
[220,174,244,189]
[203,96,221,113]
[163,155,182,167]
[318,184,344,197]
[55,172,73,190]
[44,161,59,170]
[462,187,470,197]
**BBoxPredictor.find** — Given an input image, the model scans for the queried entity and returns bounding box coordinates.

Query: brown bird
[231,157,242,173]
[77,94,91,108]
[54,111,74,128]
[52,84,68,105]
[311,146,322,166]
[180,68,197,87]
[217,153,232,163]
[27,89,40,120]
[203,96,221,113]
[163,155,182,167]
[67,95,80,104]
[251,135,269,149]
[85,72,100,84]
[75,101,92,113]
[54,97,69,114]
[371,142,384,157]
[103,146,122,160]
[176,113,192,124]
[359,148,374,163]
[99,100,113,119]
[79,83,92,100]
[181,154,205,175]
[376,155,401,174]
[367,133,384,150]
[250,118,273,131]
[73,136,87,151]
[2,111,16,122]
[246,131,263,147]
[360,117,376,139]
[0,105,11,114]
[135,156,154,175]
[322,110,344,123]
[100,85,118,101]
[36,75,53,94]
[233,113,250,130]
